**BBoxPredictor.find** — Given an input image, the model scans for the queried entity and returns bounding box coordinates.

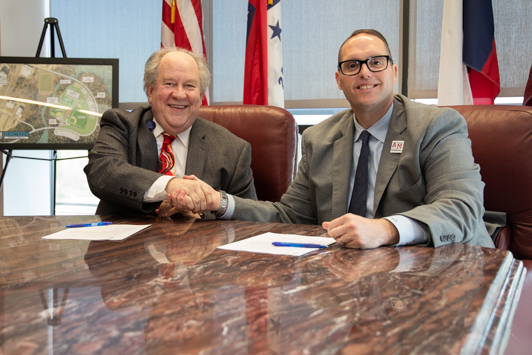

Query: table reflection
[0,216,522,355]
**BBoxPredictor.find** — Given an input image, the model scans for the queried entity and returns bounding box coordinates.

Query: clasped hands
[157,175,400,249]
[156,175,220,218]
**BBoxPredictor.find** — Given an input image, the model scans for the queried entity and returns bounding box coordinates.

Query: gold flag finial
[171,0,176,24]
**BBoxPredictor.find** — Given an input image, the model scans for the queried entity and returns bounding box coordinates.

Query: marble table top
[0,215,525,354]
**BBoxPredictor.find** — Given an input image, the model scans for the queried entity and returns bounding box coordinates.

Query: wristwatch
[212,190,228,218]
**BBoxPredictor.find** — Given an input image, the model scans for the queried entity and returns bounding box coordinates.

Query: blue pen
[66,222,113,228]
[272,242,327,249]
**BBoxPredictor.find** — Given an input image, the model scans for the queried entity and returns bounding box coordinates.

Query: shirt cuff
[383,215,429,246]
[217,194,235,219]
[143,176,174,202]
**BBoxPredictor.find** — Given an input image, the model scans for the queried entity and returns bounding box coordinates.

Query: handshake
[156,175,222,218]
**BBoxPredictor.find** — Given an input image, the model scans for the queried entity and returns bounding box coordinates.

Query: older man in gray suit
[171,29,494,249]
[84,47,256,217]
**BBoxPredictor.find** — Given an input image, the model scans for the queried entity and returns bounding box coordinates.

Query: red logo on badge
[390,141,404,153]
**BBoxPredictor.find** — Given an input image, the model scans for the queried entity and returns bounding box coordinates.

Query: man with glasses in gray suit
[169,29,494,249]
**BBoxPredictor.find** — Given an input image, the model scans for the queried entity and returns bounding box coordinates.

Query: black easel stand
[0,150,13,192]
[37,18,67,214]
[36,17,67,58]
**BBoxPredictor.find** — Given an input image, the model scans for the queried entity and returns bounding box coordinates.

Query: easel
[36,19,70,333]
[36,17,67,58]
[0,18,67,212]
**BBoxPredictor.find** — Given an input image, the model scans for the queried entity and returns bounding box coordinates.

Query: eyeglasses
[337,55,393,76]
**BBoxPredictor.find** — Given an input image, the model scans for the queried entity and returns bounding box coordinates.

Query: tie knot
[162,132,176,144]
[359,130,370,143]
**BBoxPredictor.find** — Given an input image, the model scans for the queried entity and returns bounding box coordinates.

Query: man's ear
[146,85,154,104]
[335,71,343,91]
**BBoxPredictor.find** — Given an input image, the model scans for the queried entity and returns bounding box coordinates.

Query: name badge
[390,141,404,153]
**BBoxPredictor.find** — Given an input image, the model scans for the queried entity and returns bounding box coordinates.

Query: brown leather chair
[199,105,298,202]
[449,105,532,355]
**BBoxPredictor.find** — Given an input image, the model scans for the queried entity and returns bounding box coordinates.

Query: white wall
[1,0,50,57]
[0,0,52,216]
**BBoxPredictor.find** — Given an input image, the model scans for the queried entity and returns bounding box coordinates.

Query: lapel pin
[390,141,404,153]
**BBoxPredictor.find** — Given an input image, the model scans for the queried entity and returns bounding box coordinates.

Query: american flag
[243,0,284,108]
[161,0,209,105]
[437,0,500,105]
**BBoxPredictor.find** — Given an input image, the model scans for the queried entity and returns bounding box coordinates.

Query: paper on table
[217,232,336,256]
[42,224,151,241]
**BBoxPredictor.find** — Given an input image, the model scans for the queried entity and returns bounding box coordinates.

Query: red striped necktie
[158,133,176,176]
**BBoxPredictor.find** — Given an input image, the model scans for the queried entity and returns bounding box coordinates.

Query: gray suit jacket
[233,95,494,248]
[85,106,257,216]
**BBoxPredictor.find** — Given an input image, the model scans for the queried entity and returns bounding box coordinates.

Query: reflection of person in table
[299,244,485,354]
[143,221,239,355]
[150,234,300,354]
[85,215,211,311]
[85,216,228,352]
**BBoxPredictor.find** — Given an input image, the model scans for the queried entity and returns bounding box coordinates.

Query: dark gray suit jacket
[85,106,257,216]
[232,95,494,248]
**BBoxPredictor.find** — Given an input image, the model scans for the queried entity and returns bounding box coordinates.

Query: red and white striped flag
[243,0,284,108]
[162,0,209,105]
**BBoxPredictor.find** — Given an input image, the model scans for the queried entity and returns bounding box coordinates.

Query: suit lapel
[184,119,208,176]
[138,108,159,171]
[331,111,355,220]
[373,98,407,215]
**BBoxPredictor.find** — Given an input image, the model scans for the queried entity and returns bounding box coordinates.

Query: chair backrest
[199,105,298,202]
[448,105,532,260]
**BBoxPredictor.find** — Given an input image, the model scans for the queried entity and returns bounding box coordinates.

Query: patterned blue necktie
[349,130,370,216]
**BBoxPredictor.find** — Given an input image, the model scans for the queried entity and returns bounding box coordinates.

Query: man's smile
[358,84,378,90]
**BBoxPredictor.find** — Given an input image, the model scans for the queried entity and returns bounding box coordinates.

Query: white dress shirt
[143,119,192,202]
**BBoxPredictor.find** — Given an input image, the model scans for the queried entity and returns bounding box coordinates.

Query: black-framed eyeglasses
[338,55,393,76]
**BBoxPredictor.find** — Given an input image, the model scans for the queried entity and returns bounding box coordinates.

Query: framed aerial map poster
[0,57,118,150]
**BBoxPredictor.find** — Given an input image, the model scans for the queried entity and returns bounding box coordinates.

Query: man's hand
[165,175,221,213]
[322,214,399,249]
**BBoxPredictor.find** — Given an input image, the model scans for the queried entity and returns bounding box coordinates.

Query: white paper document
[42,224,151,241]
[217,232,336,256]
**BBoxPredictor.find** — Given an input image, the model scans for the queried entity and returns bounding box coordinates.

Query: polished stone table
[0,215,525,354]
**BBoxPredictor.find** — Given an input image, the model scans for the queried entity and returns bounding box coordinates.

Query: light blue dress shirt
[350,104,429,246]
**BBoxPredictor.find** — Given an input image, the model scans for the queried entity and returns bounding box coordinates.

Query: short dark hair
[338,29,392,63]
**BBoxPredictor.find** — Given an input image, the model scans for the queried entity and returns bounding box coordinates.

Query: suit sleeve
[223,141,258,200]
[396,108,493,248]
[84,109,162,213]
[232,131,317,224]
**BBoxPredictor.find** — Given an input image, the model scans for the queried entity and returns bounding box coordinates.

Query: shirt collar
[152,118,192,148]
[353,103,394,143]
